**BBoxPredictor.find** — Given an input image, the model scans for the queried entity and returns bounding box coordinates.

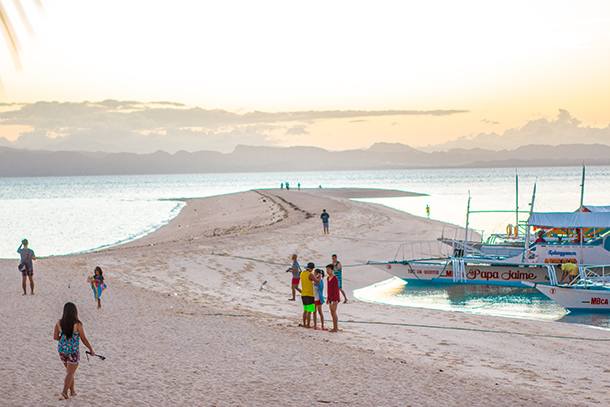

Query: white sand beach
[1,188,609,406]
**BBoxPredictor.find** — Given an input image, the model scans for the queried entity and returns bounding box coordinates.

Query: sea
[3,165,610,328]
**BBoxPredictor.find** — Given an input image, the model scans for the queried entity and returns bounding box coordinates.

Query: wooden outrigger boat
[368,170,610,289]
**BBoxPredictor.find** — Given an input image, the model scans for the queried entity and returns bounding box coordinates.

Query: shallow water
[354,277,610,330]
[3,166,610,329]
[3,165,609,259]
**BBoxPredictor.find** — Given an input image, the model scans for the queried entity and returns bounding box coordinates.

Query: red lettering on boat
[501,270,537,281]
[590,298,609,305]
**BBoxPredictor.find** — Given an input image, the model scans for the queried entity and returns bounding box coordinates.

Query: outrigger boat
[368,174,610,288]
[523,265,610,310]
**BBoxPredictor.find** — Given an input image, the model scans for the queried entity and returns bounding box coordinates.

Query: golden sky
[1,1,609,152]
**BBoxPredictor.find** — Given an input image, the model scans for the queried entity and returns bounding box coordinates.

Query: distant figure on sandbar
[88,266,107,309]
[326,263,340,332]
[54,302,95,400]
[286,181,290,191]
[426,205,430,219]
[300,262,316,328]
[18,239,36,295]
[320,209,330,234]
[331,254,348,303]
[287,254,302,301]
[281,183,284,189]
[297,183,300,190]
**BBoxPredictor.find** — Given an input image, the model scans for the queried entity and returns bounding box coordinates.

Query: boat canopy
[528,212,610,228]
[582,205,610,213]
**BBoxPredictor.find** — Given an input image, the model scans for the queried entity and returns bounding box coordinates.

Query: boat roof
[529,212,610,228]
[581,205,610,213]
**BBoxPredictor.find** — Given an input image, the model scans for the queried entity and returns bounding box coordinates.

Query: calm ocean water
[3,166,609,327]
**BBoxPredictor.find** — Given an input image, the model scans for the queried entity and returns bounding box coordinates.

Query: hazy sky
[1,1,609,152]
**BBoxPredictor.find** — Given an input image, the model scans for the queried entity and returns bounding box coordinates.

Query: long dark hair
[59,302,81,339]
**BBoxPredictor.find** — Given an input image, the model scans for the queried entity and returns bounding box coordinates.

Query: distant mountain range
[1,143,609,177]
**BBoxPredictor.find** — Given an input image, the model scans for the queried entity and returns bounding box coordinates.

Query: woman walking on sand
[89,266,107,309]
[326,263,340,332]
[53,302,95,400]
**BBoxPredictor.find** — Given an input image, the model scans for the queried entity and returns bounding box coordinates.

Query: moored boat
[523,265,610,310]
[368,197,610,288]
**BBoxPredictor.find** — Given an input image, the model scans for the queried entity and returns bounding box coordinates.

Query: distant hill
[1,143,609,177]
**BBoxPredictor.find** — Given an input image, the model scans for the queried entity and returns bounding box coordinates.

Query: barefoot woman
[53,302,95,399]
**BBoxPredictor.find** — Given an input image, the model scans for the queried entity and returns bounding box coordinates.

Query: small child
[326,263,340,332]
[88,266,107,309]
[312,268,327,331]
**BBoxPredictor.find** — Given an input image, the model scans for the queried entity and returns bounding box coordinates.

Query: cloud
[422,110,610,152]
[0,100,466,153]
[285,125,310,136]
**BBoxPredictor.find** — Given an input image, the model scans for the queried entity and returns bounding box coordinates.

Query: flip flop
[322,328,328,331]
[313,326,320,330]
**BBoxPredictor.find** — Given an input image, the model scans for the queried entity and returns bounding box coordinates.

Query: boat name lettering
[500,270,537,281]
[466,268,537,281]
[466,269,498,281]
[590,297,609,305]
[548,250,577,257]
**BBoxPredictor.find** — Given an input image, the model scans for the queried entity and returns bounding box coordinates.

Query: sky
[1,0,610,153]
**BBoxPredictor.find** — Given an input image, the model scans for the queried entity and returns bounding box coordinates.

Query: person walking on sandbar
[18,239,36,295]
[320,209,330,234]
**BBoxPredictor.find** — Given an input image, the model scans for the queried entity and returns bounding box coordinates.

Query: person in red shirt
[326,263,340,332]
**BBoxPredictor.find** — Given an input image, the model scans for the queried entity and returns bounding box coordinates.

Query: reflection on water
[354,277,610,330]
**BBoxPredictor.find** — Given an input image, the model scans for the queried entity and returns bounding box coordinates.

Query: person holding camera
[287,254,302,301]
[18,239,36,295]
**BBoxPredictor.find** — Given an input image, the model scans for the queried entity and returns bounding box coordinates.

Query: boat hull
[368,261,570,287]
[523,282,610,310]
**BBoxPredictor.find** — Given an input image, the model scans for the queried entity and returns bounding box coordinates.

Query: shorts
[291,277,300,285]
[323,222,329,228]
[336,273,343,289]
[314,300,324,306]
[21,268,33,277]
[301,296,315,312]
[59,352,80,364]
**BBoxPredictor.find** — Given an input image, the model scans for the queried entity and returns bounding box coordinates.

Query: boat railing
[393,239,512,263]
[572,265,610,288]
[393,241,453,262]
[449,239,515,261]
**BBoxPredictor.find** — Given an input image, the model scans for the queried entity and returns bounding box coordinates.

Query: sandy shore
[1,188,609,406]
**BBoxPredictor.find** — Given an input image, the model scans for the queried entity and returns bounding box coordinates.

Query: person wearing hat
[17,239,36,295]
[299,262,316,328]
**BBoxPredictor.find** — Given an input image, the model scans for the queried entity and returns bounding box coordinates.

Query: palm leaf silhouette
[1,0,42,71]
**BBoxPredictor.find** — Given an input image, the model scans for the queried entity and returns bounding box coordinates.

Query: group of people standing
[280,182,301,190]
[288,254,348,332]
[17,239,106,399]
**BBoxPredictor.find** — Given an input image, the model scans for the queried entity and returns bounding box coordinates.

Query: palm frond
[0,1,22,70]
